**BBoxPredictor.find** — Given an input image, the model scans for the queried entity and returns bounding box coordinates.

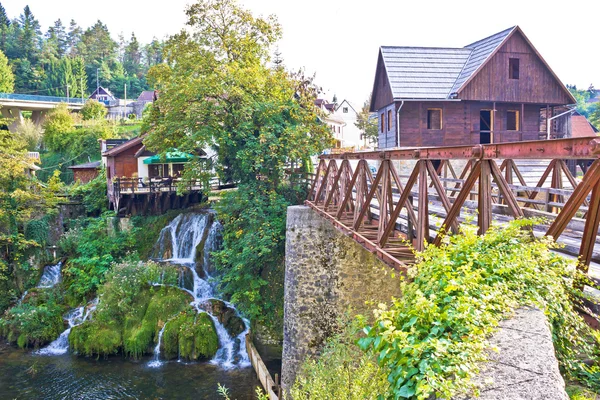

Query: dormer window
[509,58,520,79]
[343,107,348,113]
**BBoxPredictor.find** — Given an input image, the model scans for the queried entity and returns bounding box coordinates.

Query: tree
[123,32,142,77]
[0,2,10,53]
[144,38,163,69]
[66,19,82,56]
[16,6,41,62]
[355,96,378,146]
[143,0,331,327]
[0,49,14,92]
[42,103,75,152]
[81,99,107,120]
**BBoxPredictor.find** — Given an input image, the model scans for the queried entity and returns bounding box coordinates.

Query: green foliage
[69,169,108,215]
[355,96,378,145]
[213,182,289,328]
[291,318,389,400]
[69,260,210,359]
[42,103,76,153]
[0,287,66,348]
[0,49,14,92]
[81,99,107,121]
[358,220,600,399]
[163,310,219,360]
[60,215,139,301]
[13,119,43,150]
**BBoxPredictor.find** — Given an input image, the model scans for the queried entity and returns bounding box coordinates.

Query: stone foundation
[281,205,403,390]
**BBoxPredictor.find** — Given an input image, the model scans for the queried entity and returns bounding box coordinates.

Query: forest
[0,3,162,99]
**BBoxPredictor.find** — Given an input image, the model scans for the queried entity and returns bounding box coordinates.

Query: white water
[151,213,249,369]
[148,324,168,368]
[37,261,63,288]
[38,299,98,356]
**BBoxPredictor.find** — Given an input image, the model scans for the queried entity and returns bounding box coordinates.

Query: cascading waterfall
[150,212,249,369]
[38,298,98,356]
[148,323,168,368]
[38,261,63,289]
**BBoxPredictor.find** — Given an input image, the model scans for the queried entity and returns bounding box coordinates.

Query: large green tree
[143,0,331,328]
[355,96,378,146]
[0,49,14,92]
[0,2,9,53]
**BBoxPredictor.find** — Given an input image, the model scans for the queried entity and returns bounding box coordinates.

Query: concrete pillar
[3,107,23,132]
[281,205,403,390]
[31,110,44,125]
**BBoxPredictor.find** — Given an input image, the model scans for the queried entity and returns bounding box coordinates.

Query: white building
[315,98,364,151]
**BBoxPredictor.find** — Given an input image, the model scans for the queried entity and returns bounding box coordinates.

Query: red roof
[571,114,598,138]
[102,136,145,157]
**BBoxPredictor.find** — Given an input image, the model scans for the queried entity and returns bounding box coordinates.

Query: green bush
[164,309,218,360]
[0,288,66,348]
[357,220,600,399]
[81,100,107,121]
[69,170,108,215]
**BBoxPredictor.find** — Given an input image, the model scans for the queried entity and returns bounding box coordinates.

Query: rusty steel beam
[319,137,600,161]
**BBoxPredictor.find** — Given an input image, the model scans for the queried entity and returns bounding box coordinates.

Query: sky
[3,0,599,107]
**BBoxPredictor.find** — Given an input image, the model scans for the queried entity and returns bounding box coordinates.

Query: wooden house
[100,137,204,216]
[370,26,577,148]
[68,160,100,183]
[89,86,118,106]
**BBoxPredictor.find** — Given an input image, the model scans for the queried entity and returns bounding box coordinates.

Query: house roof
[335,99,358,114]
[571,113,598,138]
[137,90,155,102]
[68,160,101,170]
[90,86,117,100]
[102,136,145,157]
[374,26,575,104]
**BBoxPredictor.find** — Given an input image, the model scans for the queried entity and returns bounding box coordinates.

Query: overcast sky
[3,0,599,106]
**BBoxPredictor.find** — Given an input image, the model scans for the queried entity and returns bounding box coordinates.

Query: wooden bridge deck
[306,137,600,299]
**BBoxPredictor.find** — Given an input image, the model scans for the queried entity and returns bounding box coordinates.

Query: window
[381,113,385,132]
[387,110,392,131]
[507,110,519,131]
[172,163,185,177]
[509,58,519,79]
[343,107,348,113]
[427,109,442,130]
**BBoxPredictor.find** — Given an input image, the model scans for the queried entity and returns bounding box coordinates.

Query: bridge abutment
[281,205,403,390]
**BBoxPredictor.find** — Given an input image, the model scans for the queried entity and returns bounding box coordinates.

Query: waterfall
[38,298,98,356]
[148,323,168,368]
[37,261,63,289]
[150,212,249,369]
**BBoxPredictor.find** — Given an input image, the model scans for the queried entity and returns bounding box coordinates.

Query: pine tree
[67,19,81,56]
[16,6,41,62]
[123,32,141,77]
[0,49,14,92]
[0,2,10,53]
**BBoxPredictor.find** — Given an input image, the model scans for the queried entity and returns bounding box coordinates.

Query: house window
[509,58,520,79]
[387,110,392,131]
[507,110,519,131]
[172,163,185,177]
[427,109,442,130]
[149,164,166,178]
[381,113,384,132]
[343,107,348,113]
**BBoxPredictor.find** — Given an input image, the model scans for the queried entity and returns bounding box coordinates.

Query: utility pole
[66,84,70,103]
[81,75,84,102]
[96,67,100,94]
[124,83,127,120]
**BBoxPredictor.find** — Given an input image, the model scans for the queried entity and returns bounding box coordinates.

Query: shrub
[358,220,600,399]
[81,100,107,121]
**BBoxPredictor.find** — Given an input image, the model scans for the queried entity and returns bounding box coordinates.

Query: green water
[0,344,260,399]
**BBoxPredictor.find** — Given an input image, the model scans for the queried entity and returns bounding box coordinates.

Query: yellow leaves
[235,229,243,238]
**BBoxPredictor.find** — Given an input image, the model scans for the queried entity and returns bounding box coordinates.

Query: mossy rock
[200,299,245,337]
[70,320,122,357]
[123,286,191,359]
[163,310,218,360]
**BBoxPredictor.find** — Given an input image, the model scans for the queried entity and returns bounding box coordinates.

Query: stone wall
[458,307,568,400]
[281,205,403,390]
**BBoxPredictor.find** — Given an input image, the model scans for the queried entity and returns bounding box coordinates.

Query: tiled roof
[379,26,515,100]
[68,160,101,169]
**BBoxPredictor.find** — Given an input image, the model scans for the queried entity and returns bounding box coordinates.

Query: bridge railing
[0,93,85,104]
[306,137,600,283]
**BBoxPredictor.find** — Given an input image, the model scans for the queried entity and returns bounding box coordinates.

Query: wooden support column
[579,181,600,269]
[478,160,492,235]
[416,161,429,252]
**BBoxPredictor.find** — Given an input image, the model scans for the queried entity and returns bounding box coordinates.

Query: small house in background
[68,160,101,183]
[132,90,156,118]
[571,111,599,138]
[315,98,363,152]
[100,136,205,216]
[370,26,576,148]
[89,86,118,106]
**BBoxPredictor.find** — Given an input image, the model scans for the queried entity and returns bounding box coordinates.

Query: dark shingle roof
[68,160,101,169]
[379,26,516,100]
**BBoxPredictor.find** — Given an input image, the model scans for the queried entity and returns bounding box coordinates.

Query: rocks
[200,299,245,337]
[162,310,219,360]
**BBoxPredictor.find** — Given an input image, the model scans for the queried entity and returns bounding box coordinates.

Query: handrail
[0,93,85,104]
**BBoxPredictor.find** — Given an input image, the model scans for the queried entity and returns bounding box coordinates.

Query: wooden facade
[372,27,577,148]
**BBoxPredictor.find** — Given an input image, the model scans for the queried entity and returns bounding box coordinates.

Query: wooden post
[416,161,429,251]
[579,181,600,270]
[478,160,492,235]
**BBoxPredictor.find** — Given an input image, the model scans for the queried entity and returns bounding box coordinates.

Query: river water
[0,344,259,399]
[0,212,265,399]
